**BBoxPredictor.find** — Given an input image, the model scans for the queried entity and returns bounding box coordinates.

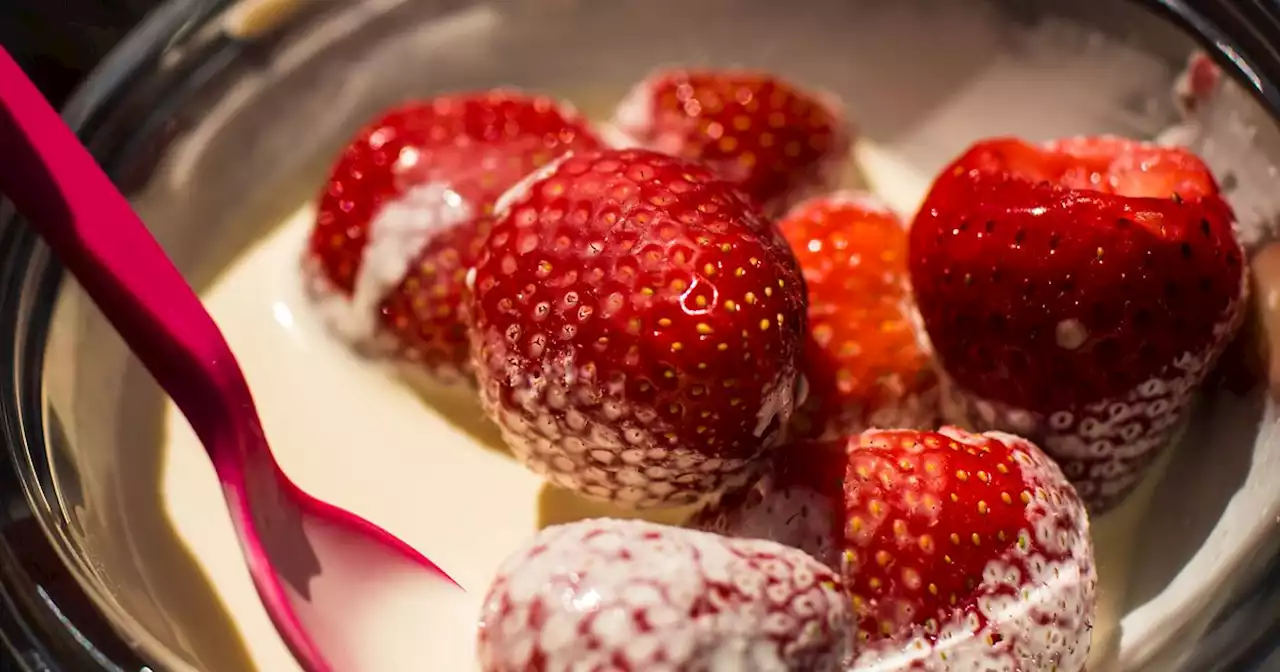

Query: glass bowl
[7,0,1280,669]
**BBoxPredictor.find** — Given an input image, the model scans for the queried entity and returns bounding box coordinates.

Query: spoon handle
[0,47,253,449]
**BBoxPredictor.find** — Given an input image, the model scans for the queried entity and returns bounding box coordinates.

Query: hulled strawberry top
[909,136,1245,414]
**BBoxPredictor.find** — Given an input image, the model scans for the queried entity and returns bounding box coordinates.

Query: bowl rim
[6,0,1280,671]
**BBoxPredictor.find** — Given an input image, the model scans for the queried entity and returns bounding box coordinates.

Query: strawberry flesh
[779,193,940,439]
[612,69,852,215]
[467,149,808,508]
[909,136,1247,510]
[304,92,602,378]
[477,518,853,671]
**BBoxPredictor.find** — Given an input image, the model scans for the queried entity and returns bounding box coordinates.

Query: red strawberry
[778,193,940,439]
[841,428,1095,671]
[466,148,808,508]
[609,69,852,216]
[476,518,853,671]
[908,136,1247,511]
[303,91,602,381]
[690,428,1097,670]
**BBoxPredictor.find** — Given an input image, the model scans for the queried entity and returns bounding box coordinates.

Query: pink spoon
[0,48,460,672]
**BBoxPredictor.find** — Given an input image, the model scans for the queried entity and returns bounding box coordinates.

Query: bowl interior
[30,0,1280,670]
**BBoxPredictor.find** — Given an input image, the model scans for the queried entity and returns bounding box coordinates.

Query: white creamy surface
[161,142,1150,671]
[311,181,473,346]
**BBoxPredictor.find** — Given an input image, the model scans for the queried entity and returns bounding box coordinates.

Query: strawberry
[302,91,602,380]
[609,69,852,216]
[466,148,808,508]
[908,136,1248,511]
[476,518,853,671]
[778,193,940,440]
[689,428,1097,670]
[841,428,1095,671]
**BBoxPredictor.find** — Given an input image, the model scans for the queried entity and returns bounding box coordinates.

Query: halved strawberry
[609,69,852,215]
[466,148,808,508]
[690,427,1097,670]
[477,518,853,671]
[303,91,602,380]
[909,136,1247,511]
[778,193,940,440]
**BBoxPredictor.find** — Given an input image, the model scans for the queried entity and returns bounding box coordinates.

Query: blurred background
[2,0,158,105]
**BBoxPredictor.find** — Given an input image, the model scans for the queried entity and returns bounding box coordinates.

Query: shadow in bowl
[401,379,509,457]
[535,483,698,530]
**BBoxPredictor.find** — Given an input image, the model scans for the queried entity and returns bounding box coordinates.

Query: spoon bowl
[0,48,459,672]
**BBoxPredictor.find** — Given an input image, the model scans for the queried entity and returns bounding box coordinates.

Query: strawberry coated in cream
[476,519,853,672]
[693,428,1096,671]
[466,148,809,509]
[303,91,603,381]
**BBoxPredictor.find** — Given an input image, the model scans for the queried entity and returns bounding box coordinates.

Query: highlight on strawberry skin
[609,68,853,216]
[693,427,1097,672]
[466,148,809,509]
[777,192,941,441]
[302,91,603,383]
[908,135,1248,512]
[476,518,854,672]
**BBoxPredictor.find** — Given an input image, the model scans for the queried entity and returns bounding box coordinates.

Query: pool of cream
[159,140,1177,671]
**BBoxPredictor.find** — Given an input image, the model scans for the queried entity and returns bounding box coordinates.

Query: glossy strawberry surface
[303,91,602,379]
[909,136,1247,510]
[477,519,852,671]
[612,69,851,215]
[467,149,808,508]
[779,193,939,439]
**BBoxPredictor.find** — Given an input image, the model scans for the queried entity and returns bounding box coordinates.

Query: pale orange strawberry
[779,193,939,440]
